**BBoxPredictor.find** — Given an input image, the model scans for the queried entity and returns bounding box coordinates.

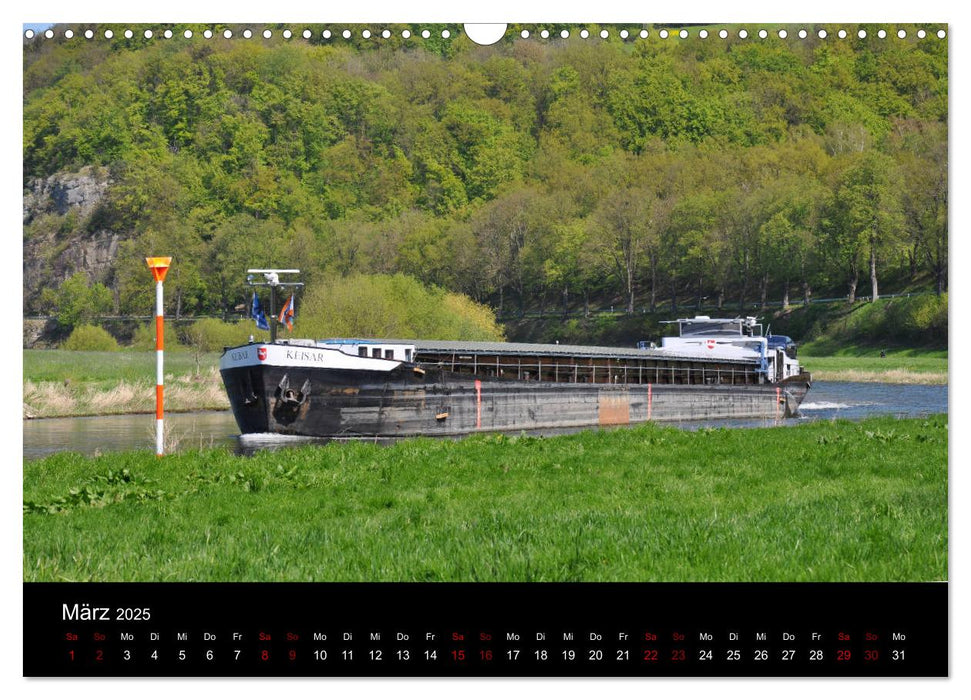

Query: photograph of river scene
[23,22,947,585]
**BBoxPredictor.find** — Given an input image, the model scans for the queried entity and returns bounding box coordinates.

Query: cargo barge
[219,315,811,439]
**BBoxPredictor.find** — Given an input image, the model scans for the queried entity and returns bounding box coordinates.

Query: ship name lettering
[230,350,249,361]
[286,349,326,362]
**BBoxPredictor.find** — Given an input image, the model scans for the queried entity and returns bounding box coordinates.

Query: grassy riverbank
[23,416,947,582]
[799,347,948,385]
[23,350,228,418]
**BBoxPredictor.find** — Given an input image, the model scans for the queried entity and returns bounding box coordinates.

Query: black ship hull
[221,361,811,439]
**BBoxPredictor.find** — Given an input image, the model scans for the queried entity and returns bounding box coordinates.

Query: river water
[22,381,947,460]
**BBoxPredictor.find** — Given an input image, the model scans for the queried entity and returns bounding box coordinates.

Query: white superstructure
[657,316,802,382]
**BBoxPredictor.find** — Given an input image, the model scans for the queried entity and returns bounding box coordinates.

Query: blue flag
[251,292,269,331]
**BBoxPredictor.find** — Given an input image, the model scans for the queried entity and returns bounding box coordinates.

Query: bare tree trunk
[782,279,790,310]
[649,255,657,313]
[717,289,724,310]
[848,269,858,304]
[802,280,811,306]
[759,271,769,311]
[869,247,879,302]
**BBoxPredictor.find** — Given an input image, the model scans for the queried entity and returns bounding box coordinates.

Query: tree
[825,151,903,303]
[47,272,114,331]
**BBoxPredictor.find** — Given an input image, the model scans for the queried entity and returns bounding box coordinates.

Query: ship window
[372,348,382,358]
[385,349,394,360]
[405,349,412,362]
[358,347,367,357]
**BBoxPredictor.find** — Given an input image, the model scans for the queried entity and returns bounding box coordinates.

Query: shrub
[299,273,505,341]
[62,324,119,351]
[130,321,184,351]
[181,318,254,352]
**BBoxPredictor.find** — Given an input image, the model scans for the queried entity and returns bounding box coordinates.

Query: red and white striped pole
[146,257,172,456]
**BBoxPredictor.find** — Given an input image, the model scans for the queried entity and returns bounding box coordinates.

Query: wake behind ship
[219,315,811,439]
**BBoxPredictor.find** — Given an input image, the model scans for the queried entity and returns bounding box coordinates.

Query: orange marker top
[145,257,172,282]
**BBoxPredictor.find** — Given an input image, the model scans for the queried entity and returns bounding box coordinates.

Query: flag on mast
[278,294,296,331]
[251,292,269,331]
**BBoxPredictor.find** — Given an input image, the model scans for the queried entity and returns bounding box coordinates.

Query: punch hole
[402,30,411,39]
[144,30,153,39]
[699,30,708,39]
[382,30,391,39]
[619,30,628,39]
[303,29,312,39]
[223,29,232,39]
[263,29,272,39]
[125,29,133,39]
[580,29,589,39]
[322,30,332,39]
[798,29,807,39]
[778,29,787,38]
[442,29,451,38]
[877,30,886,38]
[283,29,292,39]
[679,29,688,39]
[838,30,847,38]
[560,30,569,39]
[65,29,74,39]
[343,30,352,39]
[719,30,728,39]
[858,30,866,38]
[521,30,530,38]
[640,29,648,39]
[164,29,173,39]
[422,30,431,39]
[917,29,926,38]
[541,30,550,39]
[738,29,748,39]
[24,29,34,39]
[45,29,54,38]
[758,29,767,39]
[599,30,608,39]
[362,30,371,39]
[937,30,946,38]
[818,29,827,39]
[897,30,906,39]
[659,30,668,39]
[183,30,191,39]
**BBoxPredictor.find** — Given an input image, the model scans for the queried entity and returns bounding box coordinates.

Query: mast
[246,269,304,343]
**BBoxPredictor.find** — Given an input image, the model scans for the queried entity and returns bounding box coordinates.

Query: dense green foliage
[23,24,947,326]
[62,324,120,351]
[298,273,505,340]
[23,415,946,582]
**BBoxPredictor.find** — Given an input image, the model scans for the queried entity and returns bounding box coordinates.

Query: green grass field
[800,347,948,384]
[23,416,947,583]
[23,349,221,384]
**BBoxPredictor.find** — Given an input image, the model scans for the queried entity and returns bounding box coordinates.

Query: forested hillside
[23,24,947,327]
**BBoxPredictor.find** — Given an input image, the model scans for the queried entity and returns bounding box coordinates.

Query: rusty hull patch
[598,390,630,425]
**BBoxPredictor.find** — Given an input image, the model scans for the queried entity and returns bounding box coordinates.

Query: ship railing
[416,357,765,386]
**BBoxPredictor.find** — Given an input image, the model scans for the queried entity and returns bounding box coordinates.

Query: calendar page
[21,7,950,683]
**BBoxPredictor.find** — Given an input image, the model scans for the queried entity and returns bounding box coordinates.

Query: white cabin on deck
[658,316,803,382]
[317,339,417,363]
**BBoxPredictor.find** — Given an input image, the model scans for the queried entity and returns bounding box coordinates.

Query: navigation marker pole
[146,257,172,456]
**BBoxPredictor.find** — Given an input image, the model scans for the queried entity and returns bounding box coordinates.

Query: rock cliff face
[23,167,121,312]
[23,166,110,221]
